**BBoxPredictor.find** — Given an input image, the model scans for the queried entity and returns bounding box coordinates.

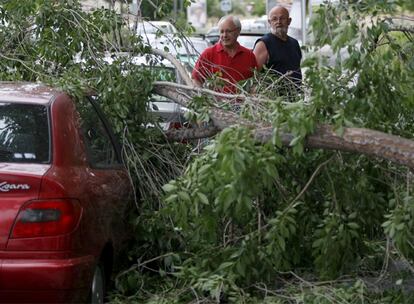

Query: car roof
[0,82,59,104]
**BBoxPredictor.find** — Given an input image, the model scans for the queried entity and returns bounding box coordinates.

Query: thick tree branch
[253,125,414,169]
[153,81,269,104]
[165,126,219,140]
[389,25,414,34]
[153,82,414,169]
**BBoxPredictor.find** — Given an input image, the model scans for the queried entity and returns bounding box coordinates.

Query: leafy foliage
[114,1,414,302]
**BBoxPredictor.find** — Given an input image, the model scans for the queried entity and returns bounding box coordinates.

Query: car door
[75,96,132,256]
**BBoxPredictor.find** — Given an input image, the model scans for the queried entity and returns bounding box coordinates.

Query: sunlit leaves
[382,194,414,258]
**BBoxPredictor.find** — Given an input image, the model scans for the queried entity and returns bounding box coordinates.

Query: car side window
[76,97,121,168]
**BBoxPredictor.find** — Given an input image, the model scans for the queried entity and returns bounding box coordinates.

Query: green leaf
[277,235,286,251]
[236,262,246,277]
[178,191,191,202]
[165,194,178,203]
[218,262,233,270]
[389,225,396,238]
[396,223,405,231]
[312,238,324,248]
[289,136,302,147]
[162,183,177,192]
[197,192,209,205]
[335,125,345,137]
[347,222,360,230]
[381,220,391,228]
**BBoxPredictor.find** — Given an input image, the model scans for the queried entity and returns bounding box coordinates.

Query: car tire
[90,262,106,304]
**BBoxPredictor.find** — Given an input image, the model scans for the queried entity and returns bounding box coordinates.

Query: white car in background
[237,31,266,50]
[132,20,178,46]
[101,51,190,131]
[134,20,177,36]
[131,20,208,68]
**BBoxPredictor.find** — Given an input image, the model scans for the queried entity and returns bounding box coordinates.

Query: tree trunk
[153,82,414,170]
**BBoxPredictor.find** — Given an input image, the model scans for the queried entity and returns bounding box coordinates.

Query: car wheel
[90,263,106,304]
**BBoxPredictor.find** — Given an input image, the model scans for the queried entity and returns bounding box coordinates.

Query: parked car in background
[173,36,209,70]
[182,36,209,56]
[251,17,269,31]
[133,20,178,46]
[134,20,177,36]
[241,17,269,32]
[0,82,133,303]
[149,94,189,131]
[205,26,219,45]
[238,31,266,50]
[150,36,208,63]
[102,52,190,133]
[142,56,191,132]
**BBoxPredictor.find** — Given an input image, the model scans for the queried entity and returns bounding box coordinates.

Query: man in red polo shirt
[192,15,258,94]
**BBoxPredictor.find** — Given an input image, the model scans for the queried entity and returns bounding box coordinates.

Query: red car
[0,82,133,303]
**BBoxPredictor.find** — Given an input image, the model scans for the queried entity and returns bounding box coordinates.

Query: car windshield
[0,103,49,163]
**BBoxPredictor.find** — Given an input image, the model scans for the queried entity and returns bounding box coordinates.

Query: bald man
[253,6,302,84]
[192,15,257,93]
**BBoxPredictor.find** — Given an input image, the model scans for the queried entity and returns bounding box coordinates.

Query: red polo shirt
[192,42,258,93]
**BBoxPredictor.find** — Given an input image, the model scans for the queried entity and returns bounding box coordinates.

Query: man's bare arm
[253,41,269,71]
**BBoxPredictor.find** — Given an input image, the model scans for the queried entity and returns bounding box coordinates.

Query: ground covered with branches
[1,0,414,303]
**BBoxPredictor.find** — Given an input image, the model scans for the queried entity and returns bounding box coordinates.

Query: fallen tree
[1,1,414,303]
[112,3,414,302]
[154,81,414,169]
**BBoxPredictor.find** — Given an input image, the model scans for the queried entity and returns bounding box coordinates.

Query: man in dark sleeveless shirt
[253,6,302,86]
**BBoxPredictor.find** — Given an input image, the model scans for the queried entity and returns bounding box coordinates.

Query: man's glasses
[268,17,288,23]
